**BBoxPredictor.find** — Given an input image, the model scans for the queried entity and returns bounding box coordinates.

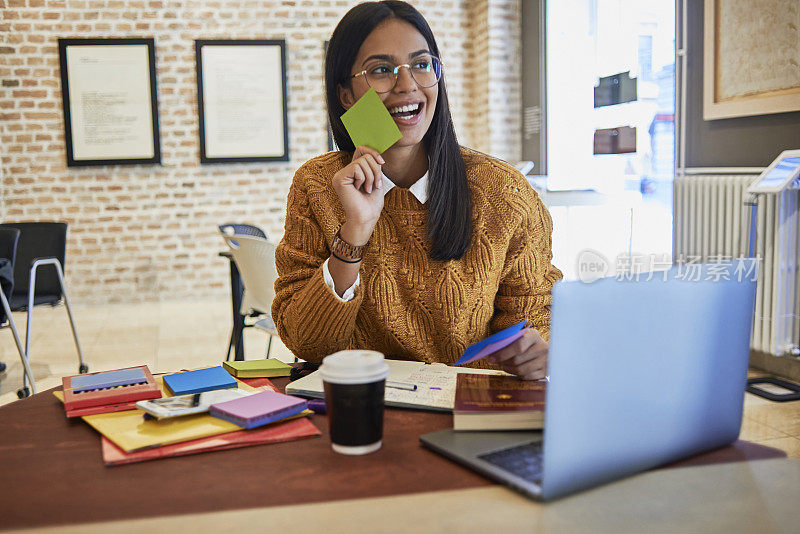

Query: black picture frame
[58,38,161,167]
[195,39,289,164]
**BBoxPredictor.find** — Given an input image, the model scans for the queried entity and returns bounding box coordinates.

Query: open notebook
[286,360,504,412]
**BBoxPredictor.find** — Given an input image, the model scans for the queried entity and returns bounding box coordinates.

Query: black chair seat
[8,293,61,311]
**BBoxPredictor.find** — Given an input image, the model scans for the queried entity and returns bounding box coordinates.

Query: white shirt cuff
[322,257,360,302]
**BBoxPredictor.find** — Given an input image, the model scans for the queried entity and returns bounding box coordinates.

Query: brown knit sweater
[272,148,563,366]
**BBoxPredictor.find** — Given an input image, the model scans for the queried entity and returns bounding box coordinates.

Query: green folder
[341,88,402,153]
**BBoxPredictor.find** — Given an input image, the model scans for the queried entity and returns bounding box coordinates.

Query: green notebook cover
[223,359,292,377]
[340,87,402,153]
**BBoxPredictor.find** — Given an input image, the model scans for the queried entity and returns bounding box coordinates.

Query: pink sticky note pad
[459,328,529,366]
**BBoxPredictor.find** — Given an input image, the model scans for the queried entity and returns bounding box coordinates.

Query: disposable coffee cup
[320,350,390,455]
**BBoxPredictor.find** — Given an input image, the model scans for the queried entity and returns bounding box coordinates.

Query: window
[542,0,675,277]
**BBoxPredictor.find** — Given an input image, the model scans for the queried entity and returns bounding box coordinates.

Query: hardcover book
[453,374,546,431]
[62,365,161,416]
[163,366,237,396]
[223,358,292,378]
[209,390,308,429]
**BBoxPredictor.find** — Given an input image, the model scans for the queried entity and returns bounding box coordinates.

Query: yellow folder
[54,376,255,452]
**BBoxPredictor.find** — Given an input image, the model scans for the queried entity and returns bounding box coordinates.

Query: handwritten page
[287,360,504,412]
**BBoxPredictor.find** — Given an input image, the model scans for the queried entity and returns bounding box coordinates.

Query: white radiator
[673,174,800,357]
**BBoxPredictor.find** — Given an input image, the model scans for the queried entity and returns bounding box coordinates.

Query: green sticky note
[340,87,402,153]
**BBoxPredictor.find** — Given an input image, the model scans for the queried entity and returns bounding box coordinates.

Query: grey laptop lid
[541,263,757,500]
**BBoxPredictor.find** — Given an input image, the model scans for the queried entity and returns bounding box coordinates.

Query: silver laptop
[420,263,757,500]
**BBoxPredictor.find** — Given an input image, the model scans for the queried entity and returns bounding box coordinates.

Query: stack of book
[61,366,161,417]
[453,374,546,431]
[55,363,320,466]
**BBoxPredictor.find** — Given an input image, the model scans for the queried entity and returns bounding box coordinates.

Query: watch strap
[331,228,368,263]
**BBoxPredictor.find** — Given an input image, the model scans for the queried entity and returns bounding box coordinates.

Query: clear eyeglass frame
[350,55,443,94]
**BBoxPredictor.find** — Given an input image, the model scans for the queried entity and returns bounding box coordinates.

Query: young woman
[272,1,562,379]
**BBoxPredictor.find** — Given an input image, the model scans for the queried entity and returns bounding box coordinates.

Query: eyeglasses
[350,54,443,93]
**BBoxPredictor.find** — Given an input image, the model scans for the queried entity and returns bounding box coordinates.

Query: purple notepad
[209,390,308,429]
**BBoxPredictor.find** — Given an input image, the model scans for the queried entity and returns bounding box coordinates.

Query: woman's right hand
[332,146,386,243]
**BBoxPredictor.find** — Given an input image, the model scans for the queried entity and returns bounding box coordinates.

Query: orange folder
[101,416,320,466]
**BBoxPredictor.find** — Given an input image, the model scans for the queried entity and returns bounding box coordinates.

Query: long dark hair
[325,0,471,261]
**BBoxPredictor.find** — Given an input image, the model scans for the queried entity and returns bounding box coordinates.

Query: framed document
[58,38,161,167]
[703,0,800,120]
[195,40,289,163]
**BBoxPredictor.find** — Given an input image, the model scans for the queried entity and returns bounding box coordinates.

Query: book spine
[253,403,307,426]
[168,382,237,396]
[66,401,140,418]
[64,386,161,410]
[208,407,248,427]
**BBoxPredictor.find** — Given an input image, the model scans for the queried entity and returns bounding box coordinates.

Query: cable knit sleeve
[490,185,563,342]
[272,160,364,362]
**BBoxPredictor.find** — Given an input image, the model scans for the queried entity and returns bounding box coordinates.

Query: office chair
[0,227,18,330]
[219,223,267,240]
[0,222,87,397]
[218,225,281,360]
[0,227,37,395]
[0,227,18,373]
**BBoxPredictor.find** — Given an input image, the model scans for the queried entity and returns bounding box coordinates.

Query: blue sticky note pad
[163,366,237,396]
[455,320,528,366]
[71,368,146,392]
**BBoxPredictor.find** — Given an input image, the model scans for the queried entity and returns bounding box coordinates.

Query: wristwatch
[330,228,368,263]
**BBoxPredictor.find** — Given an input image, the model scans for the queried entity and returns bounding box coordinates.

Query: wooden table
[1,379,797,533]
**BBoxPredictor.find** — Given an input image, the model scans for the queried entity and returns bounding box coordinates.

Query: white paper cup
[320,350,389,455]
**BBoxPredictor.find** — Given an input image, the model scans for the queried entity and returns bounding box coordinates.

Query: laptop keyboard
[477,441,544,484]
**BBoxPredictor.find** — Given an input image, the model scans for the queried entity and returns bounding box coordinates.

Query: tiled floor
[1,299,798,459]
[738,385,800,457]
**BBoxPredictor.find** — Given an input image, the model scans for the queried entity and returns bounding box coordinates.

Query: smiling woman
[272,1,563,379]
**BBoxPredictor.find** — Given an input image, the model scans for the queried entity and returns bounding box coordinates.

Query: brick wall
[0,0,521,303]
[465,0,489,154]
[486,0,521,161]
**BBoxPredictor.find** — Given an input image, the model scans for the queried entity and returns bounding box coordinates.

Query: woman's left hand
[486,328,548,380]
